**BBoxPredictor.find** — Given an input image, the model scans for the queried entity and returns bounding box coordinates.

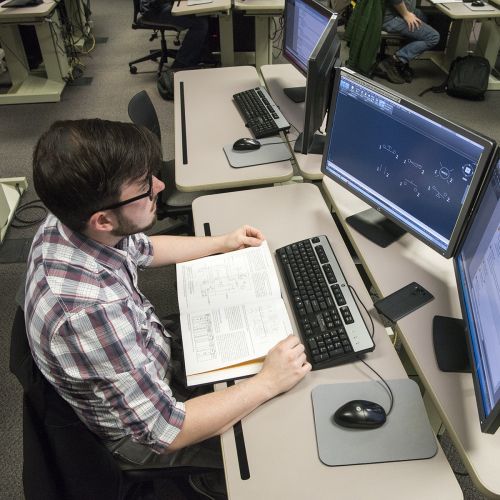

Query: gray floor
[0,1,498,498]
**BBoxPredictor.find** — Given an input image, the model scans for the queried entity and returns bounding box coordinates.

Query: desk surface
[171,0,230,15]
[233,0,284,13]
[260,64,324,180]
[0,0,55,20]
[192,182,461,500]
[173,66,294,192]
[431,0,500,19]
[322,177,500,498]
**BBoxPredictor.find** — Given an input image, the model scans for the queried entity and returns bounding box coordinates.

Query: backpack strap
[418,80,447,97]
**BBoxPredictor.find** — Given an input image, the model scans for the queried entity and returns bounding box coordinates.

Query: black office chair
[128,90,207,235]
[129,0,183,76]
[379,31,407,61]
[9,306,210,500]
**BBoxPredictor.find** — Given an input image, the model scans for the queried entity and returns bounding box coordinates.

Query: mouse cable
[356,355,394,416]
[348,284,375,340]
[286,121,304,138]
[348,284,395,416]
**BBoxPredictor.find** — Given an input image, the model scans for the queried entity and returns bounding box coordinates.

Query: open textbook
[176,241,292,386]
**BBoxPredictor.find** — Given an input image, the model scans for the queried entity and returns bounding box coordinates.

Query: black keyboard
[276,235,375,370]
[233,87,290,139]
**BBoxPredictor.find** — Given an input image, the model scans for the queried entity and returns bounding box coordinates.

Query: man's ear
[87,211,116,233]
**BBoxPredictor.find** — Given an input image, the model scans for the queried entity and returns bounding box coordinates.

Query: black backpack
[420,55,490,100]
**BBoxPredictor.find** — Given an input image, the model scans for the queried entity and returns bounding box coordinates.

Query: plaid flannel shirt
[24,214,185,454]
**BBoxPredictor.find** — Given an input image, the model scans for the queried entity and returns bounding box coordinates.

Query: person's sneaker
[377,57,405,84]
[157,69,174,101]
[188,471,228,500]
[395,60,413,83]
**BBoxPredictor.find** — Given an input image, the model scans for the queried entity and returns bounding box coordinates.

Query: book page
[181,296,291,375]
[177,241,280,312]
[176,241,292,376]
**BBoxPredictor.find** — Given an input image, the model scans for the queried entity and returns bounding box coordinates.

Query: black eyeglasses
[96,175,153,212]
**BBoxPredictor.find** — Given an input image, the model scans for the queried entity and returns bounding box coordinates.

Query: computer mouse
[232,138,261,151]
[333,399,387,429]
[471,1,484,6]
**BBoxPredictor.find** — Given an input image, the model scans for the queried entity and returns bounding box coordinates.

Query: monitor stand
[293,132,325,155]
[283,86,305,103]
[345,208,406,248]
[432,315,471,373]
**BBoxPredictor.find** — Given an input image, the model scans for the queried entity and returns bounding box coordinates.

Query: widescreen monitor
[282,0,332,102]
[321,67,496,258]
[453,150,500,433]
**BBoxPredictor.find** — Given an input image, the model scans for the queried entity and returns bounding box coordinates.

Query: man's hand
[221,225,265,252]
[256,335,311,398]
[404,12,422,31]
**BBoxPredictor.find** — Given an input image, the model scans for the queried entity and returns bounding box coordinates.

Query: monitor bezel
[320,67,497,258]
[453,148,500,434]
[297,15,340,155]
[282,0,333,77]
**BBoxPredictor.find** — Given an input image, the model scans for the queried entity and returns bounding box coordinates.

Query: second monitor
[321,67,496,258]
[282,0,341,155]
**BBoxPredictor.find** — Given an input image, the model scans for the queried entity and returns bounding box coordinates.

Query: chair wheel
[129,66,137,74]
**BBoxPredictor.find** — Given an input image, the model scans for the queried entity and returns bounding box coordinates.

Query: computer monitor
[282,0,341,155]
[321,67,496,258]
[282,0,332,102]
[449,150,500,433]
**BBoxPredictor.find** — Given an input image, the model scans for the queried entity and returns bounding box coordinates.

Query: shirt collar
[58,220,130,271]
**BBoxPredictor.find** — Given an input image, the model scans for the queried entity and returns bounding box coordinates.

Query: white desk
[173,66,294,192]
[429,0,500,90]
[261,63,324,180]
[192,182,462,500]
[172,0,283,70]
[0,0,70,104]
[322,177,500,498]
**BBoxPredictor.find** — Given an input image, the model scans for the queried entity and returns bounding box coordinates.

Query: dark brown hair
[33,119,162,232]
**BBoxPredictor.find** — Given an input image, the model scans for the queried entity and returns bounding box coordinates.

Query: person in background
[379,0,440,84]
[140,0,209,99]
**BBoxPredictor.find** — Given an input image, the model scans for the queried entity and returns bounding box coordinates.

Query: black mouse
[333,399,387,429]
[232,137,261,151]
[471,1,484,5]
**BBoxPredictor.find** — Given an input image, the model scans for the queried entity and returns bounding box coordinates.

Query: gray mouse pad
[311,379,437,466]
[223,137,291,168]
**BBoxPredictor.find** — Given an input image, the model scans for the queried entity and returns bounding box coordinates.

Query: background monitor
[296,16,341,156]
[321,68,496,258]
[282,0,332,102]
[452,150,500,433]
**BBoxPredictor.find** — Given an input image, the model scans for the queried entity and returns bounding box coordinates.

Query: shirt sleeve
[128,232,154,269]
[51,299,184,454]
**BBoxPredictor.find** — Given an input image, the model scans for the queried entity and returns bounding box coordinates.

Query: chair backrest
[132,0,140,24]
[128,90,162,144]
[9,307,123,500]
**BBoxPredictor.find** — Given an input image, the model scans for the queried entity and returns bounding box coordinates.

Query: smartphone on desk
[374,282,434,323]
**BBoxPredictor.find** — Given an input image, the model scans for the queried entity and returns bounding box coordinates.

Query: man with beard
[24,119,310,498]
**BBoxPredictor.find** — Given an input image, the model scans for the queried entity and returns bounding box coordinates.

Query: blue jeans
[143,3,209,68]
[382,9,440,64]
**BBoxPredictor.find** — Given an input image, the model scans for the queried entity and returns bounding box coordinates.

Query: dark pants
[142,3,209,68]
[105,314,223,472]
